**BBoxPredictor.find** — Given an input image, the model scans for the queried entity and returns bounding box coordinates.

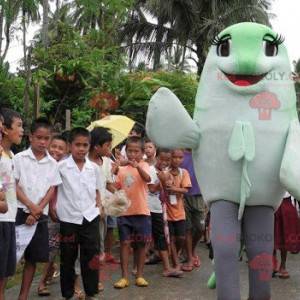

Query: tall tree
[121,0,272,74]
[19,0,40,120]
[41,0,49,47]
[0,0,20,63]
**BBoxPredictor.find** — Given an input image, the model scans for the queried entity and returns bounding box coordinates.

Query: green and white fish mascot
[146,22,300,300]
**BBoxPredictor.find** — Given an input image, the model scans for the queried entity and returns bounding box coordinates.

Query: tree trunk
[22,8,30,121]
[0,5,4,60]
[153,17,164,71]
[42,0,49,47]
[196,41,205,77]
[181,43,187,71]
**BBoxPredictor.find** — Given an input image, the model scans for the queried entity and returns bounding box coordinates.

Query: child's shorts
[117,215,152,246]
[107,216,117,229]
[16,208,49,263]
[0,222,16,278]
[184,195,206,232]
[168,220,186,237]
[151,212,167,251]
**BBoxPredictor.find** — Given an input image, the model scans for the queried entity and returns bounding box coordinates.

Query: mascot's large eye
[264,41,278,56]
[217,40,230,57]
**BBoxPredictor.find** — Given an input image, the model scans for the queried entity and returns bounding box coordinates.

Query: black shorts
[117,215,152,246]
[0,222,16,278]
[16,208,49,263]
[184,195,206,232]
[168,220,186,237]
[151,212,167,251]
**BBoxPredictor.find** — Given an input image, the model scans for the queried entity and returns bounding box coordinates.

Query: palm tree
[121,0,272,75]
[41,0,49,47]
[0,0,20,63]
[18,0,40,120]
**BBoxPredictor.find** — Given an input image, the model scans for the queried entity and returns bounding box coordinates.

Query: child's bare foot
[98,282,104,292]
[163,268,183,278]
[278,268,290,279]
[74,287,85,299]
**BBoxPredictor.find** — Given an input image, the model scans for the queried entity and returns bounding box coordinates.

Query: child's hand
[0,190,5,202]
[25,215,37,226]
[128,160,138,168]
[0,145,3,157]
[0,190,8,213]
[28,203,42,219]
[100,206,106,219]
[166,185,178,193]
[111,161,120,175]
[49,208,59,223]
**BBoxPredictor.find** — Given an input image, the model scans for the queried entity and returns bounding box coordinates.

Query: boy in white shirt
[57,127,102,300]
[0,108,23,299]
[14,118,61,300]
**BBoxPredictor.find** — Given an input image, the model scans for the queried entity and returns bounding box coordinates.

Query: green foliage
[32,23,125,125]
[0,63,27,112]
[118,71,198,124]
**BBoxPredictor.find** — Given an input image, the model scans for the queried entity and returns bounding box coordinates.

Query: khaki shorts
[184,195,206,232]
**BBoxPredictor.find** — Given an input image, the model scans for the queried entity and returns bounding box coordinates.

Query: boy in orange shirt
[114,136,151,289]
[165,149,191,271]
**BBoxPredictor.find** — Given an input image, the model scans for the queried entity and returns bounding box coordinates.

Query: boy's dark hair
[52,134,68,144]
[125,136,144,150]
[69,127,90,143]
[144,137,154,144]
[0,108,21,129]
[130,123,145,137]
[90,127,113,149]
[31,117,52,134]
[156,148,171,157]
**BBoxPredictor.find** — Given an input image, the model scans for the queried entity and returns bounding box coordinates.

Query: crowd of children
[1,108,300,300]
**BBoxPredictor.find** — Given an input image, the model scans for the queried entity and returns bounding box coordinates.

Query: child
[148,147,183,277]
[14,117,61,300]
[37,135,69,297]
[0,108,23,300]
[181,149,205,271]
[114,136,151,289]
[144,139,156,166]
[0,112,7,214]
[165,149,191,271]
[273,192,300,278]
[88,126,115,292]
[57,127,102,300]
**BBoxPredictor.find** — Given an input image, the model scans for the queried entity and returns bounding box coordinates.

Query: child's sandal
[278,269,290,279]
[135,277,149,287]
[114,278,130,289]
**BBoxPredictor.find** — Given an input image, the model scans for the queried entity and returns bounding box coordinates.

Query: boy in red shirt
[114,136,151,289]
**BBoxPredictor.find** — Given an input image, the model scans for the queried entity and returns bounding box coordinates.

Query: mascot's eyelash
[264,34,285,45]
[211,35,230,46]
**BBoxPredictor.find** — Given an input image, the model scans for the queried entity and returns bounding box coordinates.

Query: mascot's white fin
[228,121,255,220]
[280,119,300,199]
[146,87,200,149]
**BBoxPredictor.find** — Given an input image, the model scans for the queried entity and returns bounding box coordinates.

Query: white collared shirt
[57,155,102,224]
[0,151,17,222]
[13,148,62,215]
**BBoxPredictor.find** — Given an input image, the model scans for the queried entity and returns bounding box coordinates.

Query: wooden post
[33,82,40,118]
[65,109,71,130]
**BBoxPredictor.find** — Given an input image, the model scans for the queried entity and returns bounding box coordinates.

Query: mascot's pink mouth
[224,72,266,87]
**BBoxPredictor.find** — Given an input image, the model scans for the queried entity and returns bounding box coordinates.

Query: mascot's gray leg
[210,200,241,300]
[243,206,274,300]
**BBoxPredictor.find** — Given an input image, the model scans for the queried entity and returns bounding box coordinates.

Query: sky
[5,0,300,72]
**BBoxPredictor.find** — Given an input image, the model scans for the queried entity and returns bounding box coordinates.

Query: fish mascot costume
[146,22,300,300]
